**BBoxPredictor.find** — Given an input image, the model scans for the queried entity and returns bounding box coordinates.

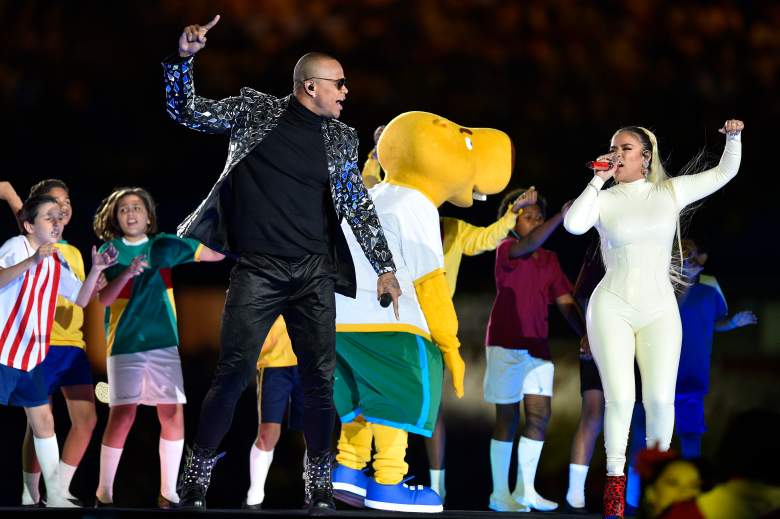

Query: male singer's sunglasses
[307,77,347,89]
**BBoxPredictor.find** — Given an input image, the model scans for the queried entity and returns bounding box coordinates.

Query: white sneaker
[512,490,558,511]
[488,493,530,512]
[45,493,80,508]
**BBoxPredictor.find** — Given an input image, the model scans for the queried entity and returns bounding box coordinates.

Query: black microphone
[379,293,392,308]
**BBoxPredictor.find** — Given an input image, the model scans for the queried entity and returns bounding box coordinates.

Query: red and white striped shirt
[0,236,81,372]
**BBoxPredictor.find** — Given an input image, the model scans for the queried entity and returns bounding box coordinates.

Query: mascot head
[377,111,514,207]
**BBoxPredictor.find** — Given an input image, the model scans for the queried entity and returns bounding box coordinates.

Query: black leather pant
[194,253,336,456]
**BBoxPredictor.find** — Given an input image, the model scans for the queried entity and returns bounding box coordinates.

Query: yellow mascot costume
[332,111,513,512]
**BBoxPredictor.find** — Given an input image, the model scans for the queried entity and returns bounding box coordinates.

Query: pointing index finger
[202,14,220,31]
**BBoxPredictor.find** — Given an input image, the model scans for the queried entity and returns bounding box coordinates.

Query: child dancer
[674,238,756,458]
[1,179,102,507]
[564,239,605,512]
[0,194,114,507]
[92,187,223,507]
[244,316,304,509]
[623,238,758,511]
[484,188,586,512]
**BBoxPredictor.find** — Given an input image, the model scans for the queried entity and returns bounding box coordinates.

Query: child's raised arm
[75,246,118,307]
[98,254,148,306]
[508,201,571,259]
[0,243,55,288]
[0,181,23,230]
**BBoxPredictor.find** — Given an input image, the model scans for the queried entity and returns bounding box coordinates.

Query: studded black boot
[305,452,336,514]
[177,445,225,508]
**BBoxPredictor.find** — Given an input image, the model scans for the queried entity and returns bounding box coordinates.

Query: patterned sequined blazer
[162,56,395,297]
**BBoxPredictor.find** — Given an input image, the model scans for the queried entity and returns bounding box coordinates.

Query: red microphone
[586,160,613,171]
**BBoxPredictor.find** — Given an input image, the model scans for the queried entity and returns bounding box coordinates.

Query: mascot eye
[464,136,473,150]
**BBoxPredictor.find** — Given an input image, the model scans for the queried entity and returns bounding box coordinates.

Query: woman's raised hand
[593,153,618,181]
[718,119,744,135]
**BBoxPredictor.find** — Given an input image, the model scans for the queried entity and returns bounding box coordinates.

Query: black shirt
[230,96,331,256]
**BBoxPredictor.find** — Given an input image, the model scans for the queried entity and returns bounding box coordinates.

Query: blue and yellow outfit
[675,275,728,435]
[256,317,303,430]
[37,241,93,394]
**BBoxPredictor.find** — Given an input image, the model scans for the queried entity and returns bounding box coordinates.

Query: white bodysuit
[564,136,741,475]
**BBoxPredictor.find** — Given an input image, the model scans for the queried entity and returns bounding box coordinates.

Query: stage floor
[0,506,601,518]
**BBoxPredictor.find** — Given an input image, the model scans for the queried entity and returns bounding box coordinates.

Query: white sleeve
[0,237,25,269]
[57,258,83,302]
[669,137,741,209]
[564,175,604,235]
[400,205,444,282]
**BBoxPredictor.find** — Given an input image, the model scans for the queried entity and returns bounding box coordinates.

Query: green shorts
[334,331,443,437]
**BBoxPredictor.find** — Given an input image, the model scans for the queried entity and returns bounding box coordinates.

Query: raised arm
[74,246,118,307]
[564,175,604,235]
[508,201,570,258]
[0,182,23,221]
[0,244,54,289]
[163,15,243,134]
[458,187,537,256]
[98,255,148,306]
[670,120,744,209]
[456,214,515,256]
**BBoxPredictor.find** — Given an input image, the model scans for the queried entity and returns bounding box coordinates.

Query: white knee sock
[33,436,61,497]
[22,471,41,505]
[513,436,558,510]
[58,461,78,500]
[33,435,77,507]
[96,444,123,504]
[514,436,543,496]
[429,468,446,500]
[246,445,274,506]
[566,463,589,508]
[489,439,513,497]
[159,438,184,503]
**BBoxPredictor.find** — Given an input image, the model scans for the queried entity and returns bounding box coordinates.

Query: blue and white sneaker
[332,464,369,508]
[364,477,443,513]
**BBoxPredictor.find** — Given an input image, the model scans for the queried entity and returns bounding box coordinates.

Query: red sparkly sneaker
[603,474,626,519]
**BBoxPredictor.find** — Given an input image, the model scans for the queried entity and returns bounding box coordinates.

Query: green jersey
[99,233,203,356]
